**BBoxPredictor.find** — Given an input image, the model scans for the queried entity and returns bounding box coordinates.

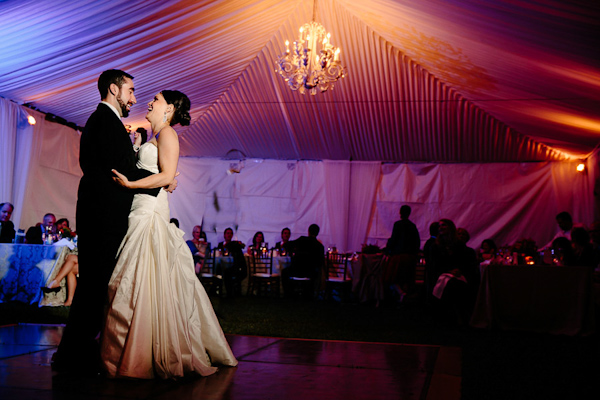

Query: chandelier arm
[275,2,346,95]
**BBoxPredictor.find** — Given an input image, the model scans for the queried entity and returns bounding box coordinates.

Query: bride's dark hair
[161,90,191,127]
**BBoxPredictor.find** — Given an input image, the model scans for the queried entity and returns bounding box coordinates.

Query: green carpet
[0,296,462,345]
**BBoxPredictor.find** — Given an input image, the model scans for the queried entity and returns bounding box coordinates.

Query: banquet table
[0,243,68,305]
[470,264,596,336]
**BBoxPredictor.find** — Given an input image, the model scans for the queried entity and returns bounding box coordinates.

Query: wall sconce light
[576,161,586,172]
[227,161,244,175]
[224,149,247,175]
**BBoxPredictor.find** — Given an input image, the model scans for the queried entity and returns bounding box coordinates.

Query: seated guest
[186,225,210,273]
[43,217,78,306]
[551,237,575,266]
[45,253,79,306]
[588,221,600,268]
[0,202,16,243]
[217,227,246,297]
[282,224,325,298]
[428,219,479,326]
[457,227,478,265]
[456,228,470,245]
[55,218,76,239]
[55,218,68,231]
[589,221,600,247]
[478,239,497,262]
[570,227,596,268]
[217,227,234,250]
[247,231,266,255]
[26,213,56,244]
[423,222,439,262]
[274,227,292,255]
[170,218,180,228]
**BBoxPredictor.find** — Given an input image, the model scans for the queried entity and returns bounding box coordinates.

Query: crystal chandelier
[276,2,345,95]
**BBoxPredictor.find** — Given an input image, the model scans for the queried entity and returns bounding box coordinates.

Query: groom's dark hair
[98,69,134,100]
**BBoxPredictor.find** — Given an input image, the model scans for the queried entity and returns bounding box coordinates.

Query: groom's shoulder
[84,103,121,131]
[88,103,115,120]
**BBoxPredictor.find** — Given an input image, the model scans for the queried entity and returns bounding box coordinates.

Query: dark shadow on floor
[461,328,600,400]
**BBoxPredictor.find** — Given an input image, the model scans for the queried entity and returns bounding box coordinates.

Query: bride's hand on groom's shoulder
[112,169,131,188]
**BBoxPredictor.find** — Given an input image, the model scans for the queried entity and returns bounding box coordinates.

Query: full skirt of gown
[101,143,237,379]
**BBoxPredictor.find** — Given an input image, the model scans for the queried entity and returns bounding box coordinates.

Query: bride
[102,90,237,379]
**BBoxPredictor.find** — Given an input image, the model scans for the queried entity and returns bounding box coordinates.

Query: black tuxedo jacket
[57,103,161,361]
[76,103,159,265]
[0,220,15,243]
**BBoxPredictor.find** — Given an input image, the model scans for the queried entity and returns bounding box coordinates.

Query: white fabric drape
[17,117,81,231]
[2,99,596,254]
[0,97,38,230]
[324,160,351,252]
[366,162,595,251]
[347,161,381,252]
[170,158,333,250]
[11,110,37,231]
[0,97,19,201]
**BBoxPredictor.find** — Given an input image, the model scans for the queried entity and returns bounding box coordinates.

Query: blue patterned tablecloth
[0,244,63,304]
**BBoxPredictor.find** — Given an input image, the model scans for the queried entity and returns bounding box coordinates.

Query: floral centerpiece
[59,227,76,240]
[511,238,538,264]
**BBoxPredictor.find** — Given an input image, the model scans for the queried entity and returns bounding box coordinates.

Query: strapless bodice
[136,142,159,173]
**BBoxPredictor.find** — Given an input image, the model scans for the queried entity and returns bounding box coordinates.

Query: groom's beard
[117,95,130,118]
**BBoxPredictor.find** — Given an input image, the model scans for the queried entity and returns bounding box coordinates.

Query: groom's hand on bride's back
[165,179,178,193]
[164,171,180,193]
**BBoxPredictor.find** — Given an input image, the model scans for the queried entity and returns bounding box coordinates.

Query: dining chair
[325,252,352,301]
[248,248,279,297]
[198,248,223,296]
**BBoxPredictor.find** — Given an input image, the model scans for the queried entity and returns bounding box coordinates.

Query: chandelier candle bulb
[276,21,346,94]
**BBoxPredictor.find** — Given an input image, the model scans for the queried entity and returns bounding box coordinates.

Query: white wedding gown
[101,142,238,379]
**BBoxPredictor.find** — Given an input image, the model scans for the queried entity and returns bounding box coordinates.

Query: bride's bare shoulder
[157,126,178,141]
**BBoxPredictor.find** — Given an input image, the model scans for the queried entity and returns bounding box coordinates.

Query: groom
[52,69,175,373]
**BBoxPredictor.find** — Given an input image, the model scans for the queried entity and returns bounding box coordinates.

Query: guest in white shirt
[543,211,582,249]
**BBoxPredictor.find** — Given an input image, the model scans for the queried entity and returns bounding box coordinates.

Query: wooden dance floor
[0,324,460,400]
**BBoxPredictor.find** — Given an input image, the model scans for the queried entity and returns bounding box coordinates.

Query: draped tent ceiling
[1,0,599,163]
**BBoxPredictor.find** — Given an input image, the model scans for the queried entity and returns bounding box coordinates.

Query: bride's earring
[163,111,167,123]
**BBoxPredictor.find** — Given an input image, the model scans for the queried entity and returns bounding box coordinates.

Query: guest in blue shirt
[186,225,210,271]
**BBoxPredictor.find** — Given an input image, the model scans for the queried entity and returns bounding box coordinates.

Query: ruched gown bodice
[101,142,237,379]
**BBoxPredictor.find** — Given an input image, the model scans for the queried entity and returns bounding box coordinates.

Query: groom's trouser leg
[55,235,119,366]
